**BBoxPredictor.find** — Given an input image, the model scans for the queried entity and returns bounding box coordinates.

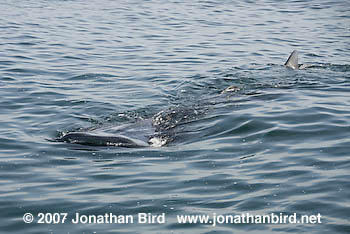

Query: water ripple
[0,0,349,233]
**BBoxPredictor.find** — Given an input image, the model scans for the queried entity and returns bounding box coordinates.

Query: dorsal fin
[284,50,298,69]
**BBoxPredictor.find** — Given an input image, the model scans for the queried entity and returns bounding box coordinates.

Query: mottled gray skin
[59,133,147,148]
[58,50,303,148]
[57,119,154,148]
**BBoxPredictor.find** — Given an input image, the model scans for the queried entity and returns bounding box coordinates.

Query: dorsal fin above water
[284,50,298,69]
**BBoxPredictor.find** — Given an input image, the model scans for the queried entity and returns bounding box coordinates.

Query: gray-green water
[0,0,349,233]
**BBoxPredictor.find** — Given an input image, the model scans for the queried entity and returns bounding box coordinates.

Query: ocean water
[0,0,349,233]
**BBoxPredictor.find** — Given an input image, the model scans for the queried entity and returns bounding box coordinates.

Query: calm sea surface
[0,0,349,233]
